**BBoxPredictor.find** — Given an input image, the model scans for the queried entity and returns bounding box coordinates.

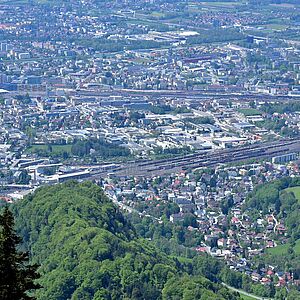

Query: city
[0,0,300,300]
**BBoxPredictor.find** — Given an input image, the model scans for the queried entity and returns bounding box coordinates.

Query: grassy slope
[285,186,300,203]
[266,186,300,256]
[267,239,300,256]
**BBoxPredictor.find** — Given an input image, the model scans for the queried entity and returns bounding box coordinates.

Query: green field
[151,11,166,18]
[270,3,296,9]
[188,1,246,13]
[198,1,245,7]
[237,108,262,116]
[264,24,289,31]
[284,186,300,202]
[267,239,300,256]
[26,144,72,155]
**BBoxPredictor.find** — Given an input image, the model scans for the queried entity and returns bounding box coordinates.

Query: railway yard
[89,138,300,178]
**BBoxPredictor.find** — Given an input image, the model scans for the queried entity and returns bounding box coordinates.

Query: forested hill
[12,181,240,300]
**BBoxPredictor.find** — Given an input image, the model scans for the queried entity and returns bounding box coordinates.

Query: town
[103,157,300,290]
[1,0,300,299]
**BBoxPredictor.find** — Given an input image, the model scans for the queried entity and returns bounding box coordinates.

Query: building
[272,153,297,164]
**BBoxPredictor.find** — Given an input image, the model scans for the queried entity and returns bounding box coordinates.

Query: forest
[0,180,299,299]
[8,181,242,300]
[260,102,300,115]
[27,138,131,160]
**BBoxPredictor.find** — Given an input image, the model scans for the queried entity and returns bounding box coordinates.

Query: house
[179,202,196,213]
[266,240,275,248]
[276,224,286,234]
[217,238,227,248]
[169,213,185,223]
[261,277,271,285]
[276,278,286,287]
[267,215,274,224]
[251,272,261,282]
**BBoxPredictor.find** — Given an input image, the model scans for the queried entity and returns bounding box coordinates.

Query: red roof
[0,196,13,203]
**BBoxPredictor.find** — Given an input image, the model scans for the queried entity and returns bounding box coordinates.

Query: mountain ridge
[12,181,240,300]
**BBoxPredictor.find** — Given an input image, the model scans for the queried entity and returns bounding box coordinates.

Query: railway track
[114,139,300,176]
[86,139,300,178]
[132,139,298,168]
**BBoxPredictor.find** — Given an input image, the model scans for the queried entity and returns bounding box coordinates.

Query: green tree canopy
[12,181,241,300]
[0,207,40,300]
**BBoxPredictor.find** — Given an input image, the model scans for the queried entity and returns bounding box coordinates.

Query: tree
[183,214,197,228]
[0,207,40,300]
[17,170,31,185]
[10,181,242,299]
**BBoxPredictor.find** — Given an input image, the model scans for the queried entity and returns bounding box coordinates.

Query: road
[271,213,279,234]
[221,283,273,300]
[105,191,161,222]
[105,192,274,300]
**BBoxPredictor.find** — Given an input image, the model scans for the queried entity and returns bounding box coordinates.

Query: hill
[244,176,300,239]
[244,177,300,282]
[12,181,240,300]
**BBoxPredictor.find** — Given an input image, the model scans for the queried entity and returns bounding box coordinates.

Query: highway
[88,138,300,178]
